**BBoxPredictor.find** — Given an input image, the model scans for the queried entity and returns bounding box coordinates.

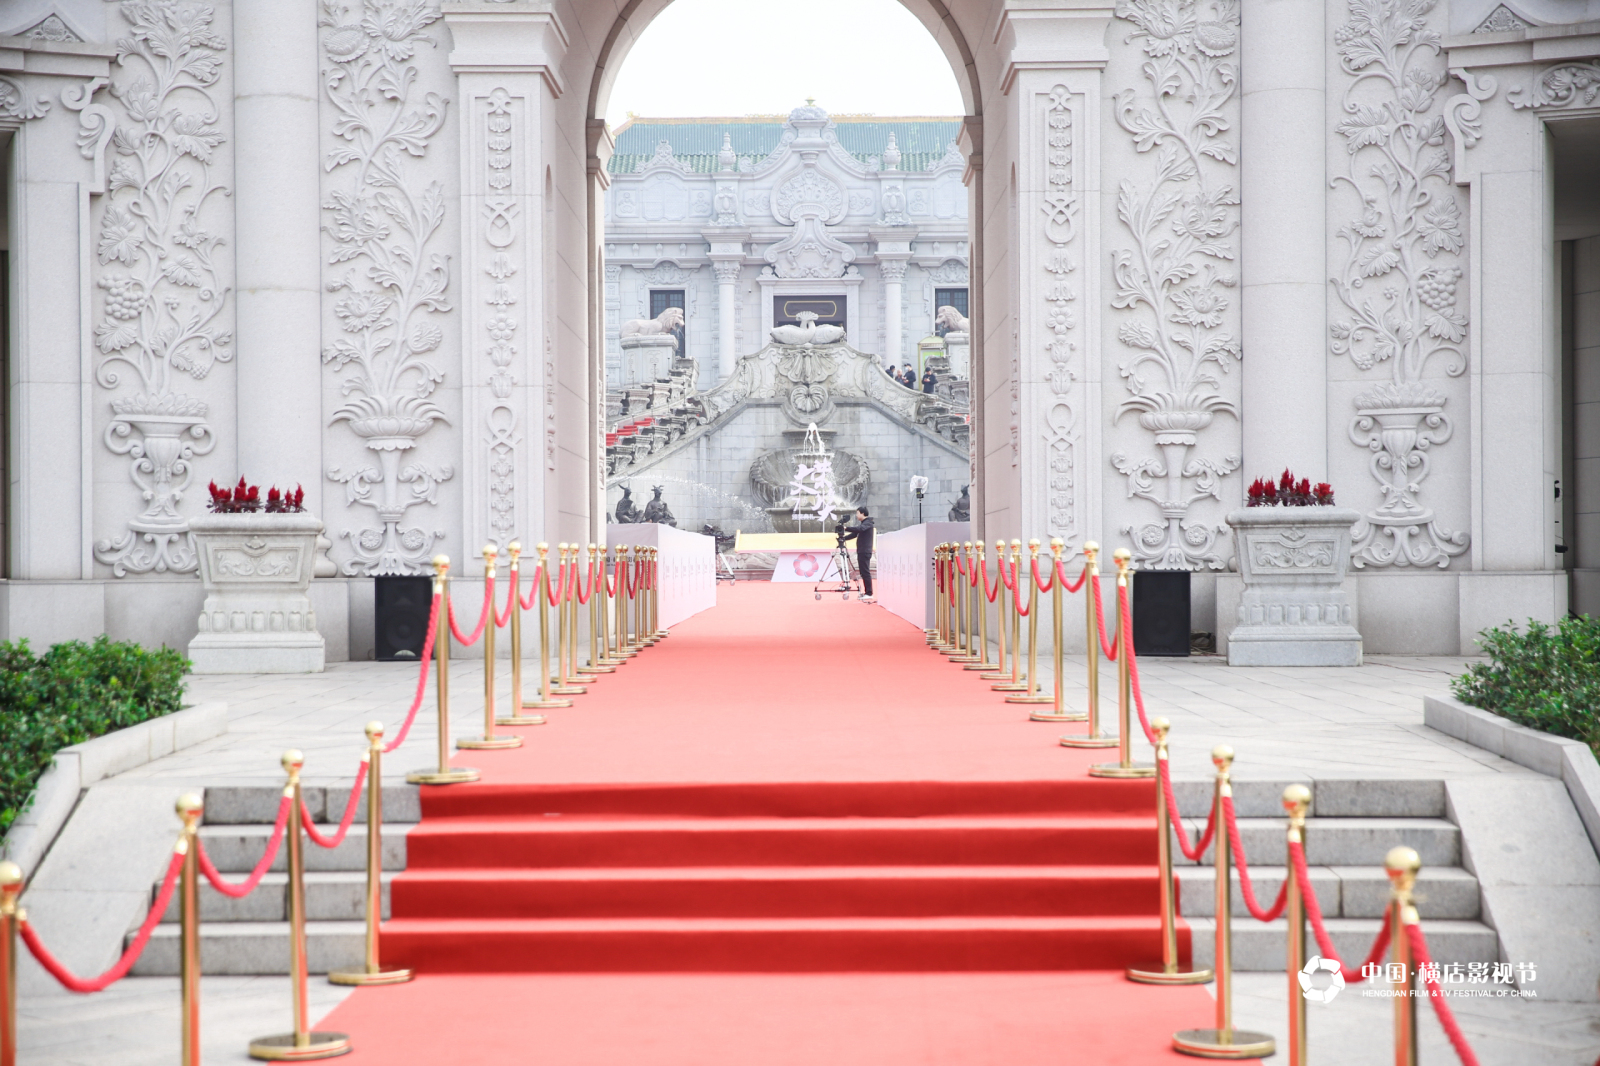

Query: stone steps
[1184,918,1498,972]
[1175,865,1480,919]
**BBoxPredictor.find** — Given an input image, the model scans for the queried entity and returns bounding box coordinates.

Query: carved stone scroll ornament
[87,0,233,577]
[1329,0,1470,568]
[0,76,50,121]
[765,166,855,279]
[1508,60,1600,110]
[320,0,454,575]
[1108,0,1243,570]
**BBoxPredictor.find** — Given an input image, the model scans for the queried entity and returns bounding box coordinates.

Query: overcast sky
[604,0,965,128]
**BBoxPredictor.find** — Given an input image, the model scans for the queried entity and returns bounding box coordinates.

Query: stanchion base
[523,699,573,710]
[496,713,548,726]
[947,654,980,663]
[578,665,617,675]
[1126,964,1213,985]
[991,682,1027,692]
[405,768,480,785]
[1088,761,1157,778]
[1029,710,1088,723]
[552,685,587,695]
[1171,1029,1275,1059]
[963,661,1000,672]
[248,1031,352,1060]
[1004,694,1055,704]
[458,735,523,750]
[1060,733,1119,749]
[328,967,413,986]
[597,657,628,666]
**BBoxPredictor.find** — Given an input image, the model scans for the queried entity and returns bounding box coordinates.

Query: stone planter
[1225,507,1363,667]
[187,514,326,673]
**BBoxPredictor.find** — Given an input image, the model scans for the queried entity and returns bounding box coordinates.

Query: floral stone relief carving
[320,0,454,576]
[1108,0,1243,570]
[1330,0,1469,568]
[86,0,232,577]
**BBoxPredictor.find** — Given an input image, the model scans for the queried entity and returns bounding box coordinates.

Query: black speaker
[375,576,433,661]
[1132,570,1190,657]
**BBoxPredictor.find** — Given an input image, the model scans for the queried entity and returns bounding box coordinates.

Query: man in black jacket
[841,507,876,602]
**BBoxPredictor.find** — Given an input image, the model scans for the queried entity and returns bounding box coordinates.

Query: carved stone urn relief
[1225,507,1363,667]
[187,514,327,674]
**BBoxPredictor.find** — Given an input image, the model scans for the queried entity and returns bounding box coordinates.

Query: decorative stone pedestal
[943,330,969,379]
[187,514,326,673]
[619,334,679,388]
[1225,507,1363,667]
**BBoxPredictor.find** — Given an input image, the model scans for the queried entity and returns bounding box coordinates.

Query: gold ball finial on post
[1283,784,1311,817]
[1211,744,1234,773]
[281,749,304,778]
[1151,715,1170,743]
[536,541,549,560]
[364,720,384,745]
[1027,538,1040,554]
[1049,537,1064,558]
[432,554,449,574]
[482,543,498,578]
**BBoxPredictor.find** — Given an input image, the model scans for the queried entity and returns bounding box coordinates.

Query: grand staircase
[133,777,1496,975]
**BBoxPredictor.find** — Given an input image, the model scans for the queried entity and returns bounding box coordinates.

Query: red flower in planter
[1247,470,1337,507]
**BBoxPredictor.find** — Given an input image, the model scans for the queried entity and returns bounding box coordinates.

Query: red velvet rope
[496,569,517,628]
[302,759,368,850]
[981,558,1001,603]
[1031,556,1055,595]
[1090,573,1119,661]
[1157,758,1217,862]
[1057,559,1088,594]
[1288,838,1393,982]
[197,794,292,898]
[519,564,543,611]
[998,555,1016,592]
[954,552,967,578]
[1406,922,1485,1066]
[574,558,595,605]
[546,558,569,607]
[383,593,438,753]
[22,849,185,992]
[1221,794,1289,921]
[448,573,494,645]
[935,555,945,593]
[1120,589,1158,739]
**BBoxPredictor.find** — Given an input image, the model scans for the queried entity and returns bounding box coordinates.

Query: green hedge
[1452,615,1600,756]
[0,637,188,834]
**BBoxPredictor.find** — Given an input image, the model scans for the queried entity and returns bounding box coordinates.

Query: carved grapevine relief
[319,0,454,575]
[87,0,232,577]
[1108,0,1243,570]
[1508,61,1600,110]
[1329,0,1469,568]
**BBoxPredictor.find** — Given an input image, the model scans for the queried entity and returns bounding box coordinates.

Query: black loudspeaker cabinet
[1131,569,1190,657]
[375,575,433,662]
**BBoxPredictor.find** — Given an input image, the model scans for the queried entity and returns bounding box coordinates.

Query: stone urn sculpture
[187,513,326,673]
[1225,507,1363,667]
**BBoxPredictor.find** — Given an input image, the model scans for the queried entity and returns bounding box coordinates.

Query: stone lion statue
[935,305,969,333]
[621,306,685,338]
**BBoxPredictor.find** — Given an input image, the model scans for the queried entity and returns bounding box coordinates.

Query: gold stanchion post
[933,546,953,650]
[1032,538,1086,723]
[981,541,1011,681]
[652,547,668,639]
[460,545,522,750]
[250,753,352,1060]
[1284,785,1311,1066]
[597,544,628,666]
[499,542,548,726]
[964,541,997,671]
[579,545,615,675]
[1128,718,1214,985]
[524,543,574,710]
[1062,541,1116,748]
[993,541,1026,692]
[330,723,414,986]
[1090,549,1155,778]
[1006,540,1053,705]
[1388,846,1422,1066]
[551,545,587,696]
[613,546,637,657]
[407,557,479,784]
[948,542,971,660]
[1173,746,1274,1059]
[177,794,202,1066]
[0,861,18,1066]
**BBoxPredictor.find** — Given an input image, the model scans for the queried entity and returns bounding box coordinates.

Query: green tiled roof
[607,116,961,175]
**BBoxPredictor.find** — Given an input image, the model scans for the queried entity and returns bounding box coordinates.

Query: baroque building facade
[0,0,1594,658]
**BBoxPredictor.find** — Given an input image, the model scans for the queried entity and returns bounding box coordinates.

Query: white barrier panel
[874,522,969,630]
[607,524,717,629]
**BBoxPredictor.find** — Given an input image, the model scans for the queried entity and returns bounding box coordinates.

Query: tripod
[814,535,862,600]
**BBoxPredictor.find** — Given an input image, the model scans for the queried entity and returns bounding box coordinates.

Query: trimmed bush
[1452,616,1600,756]
[0,637,188,833]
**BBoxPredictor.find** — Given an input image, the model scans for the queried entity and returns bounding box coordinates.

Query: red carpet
[317,583,1211,1060]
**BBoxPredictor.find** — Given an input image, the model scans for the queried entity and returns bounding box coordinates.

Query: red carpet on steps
[316,582,1211,1062]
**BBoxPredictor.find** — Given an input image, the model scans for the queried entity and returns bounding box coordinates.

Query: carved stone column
[1240,0,1326,481]
[710,255,742,384]
[445,8,569,568]
[873,228,913,370]
[234,0,323,503]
